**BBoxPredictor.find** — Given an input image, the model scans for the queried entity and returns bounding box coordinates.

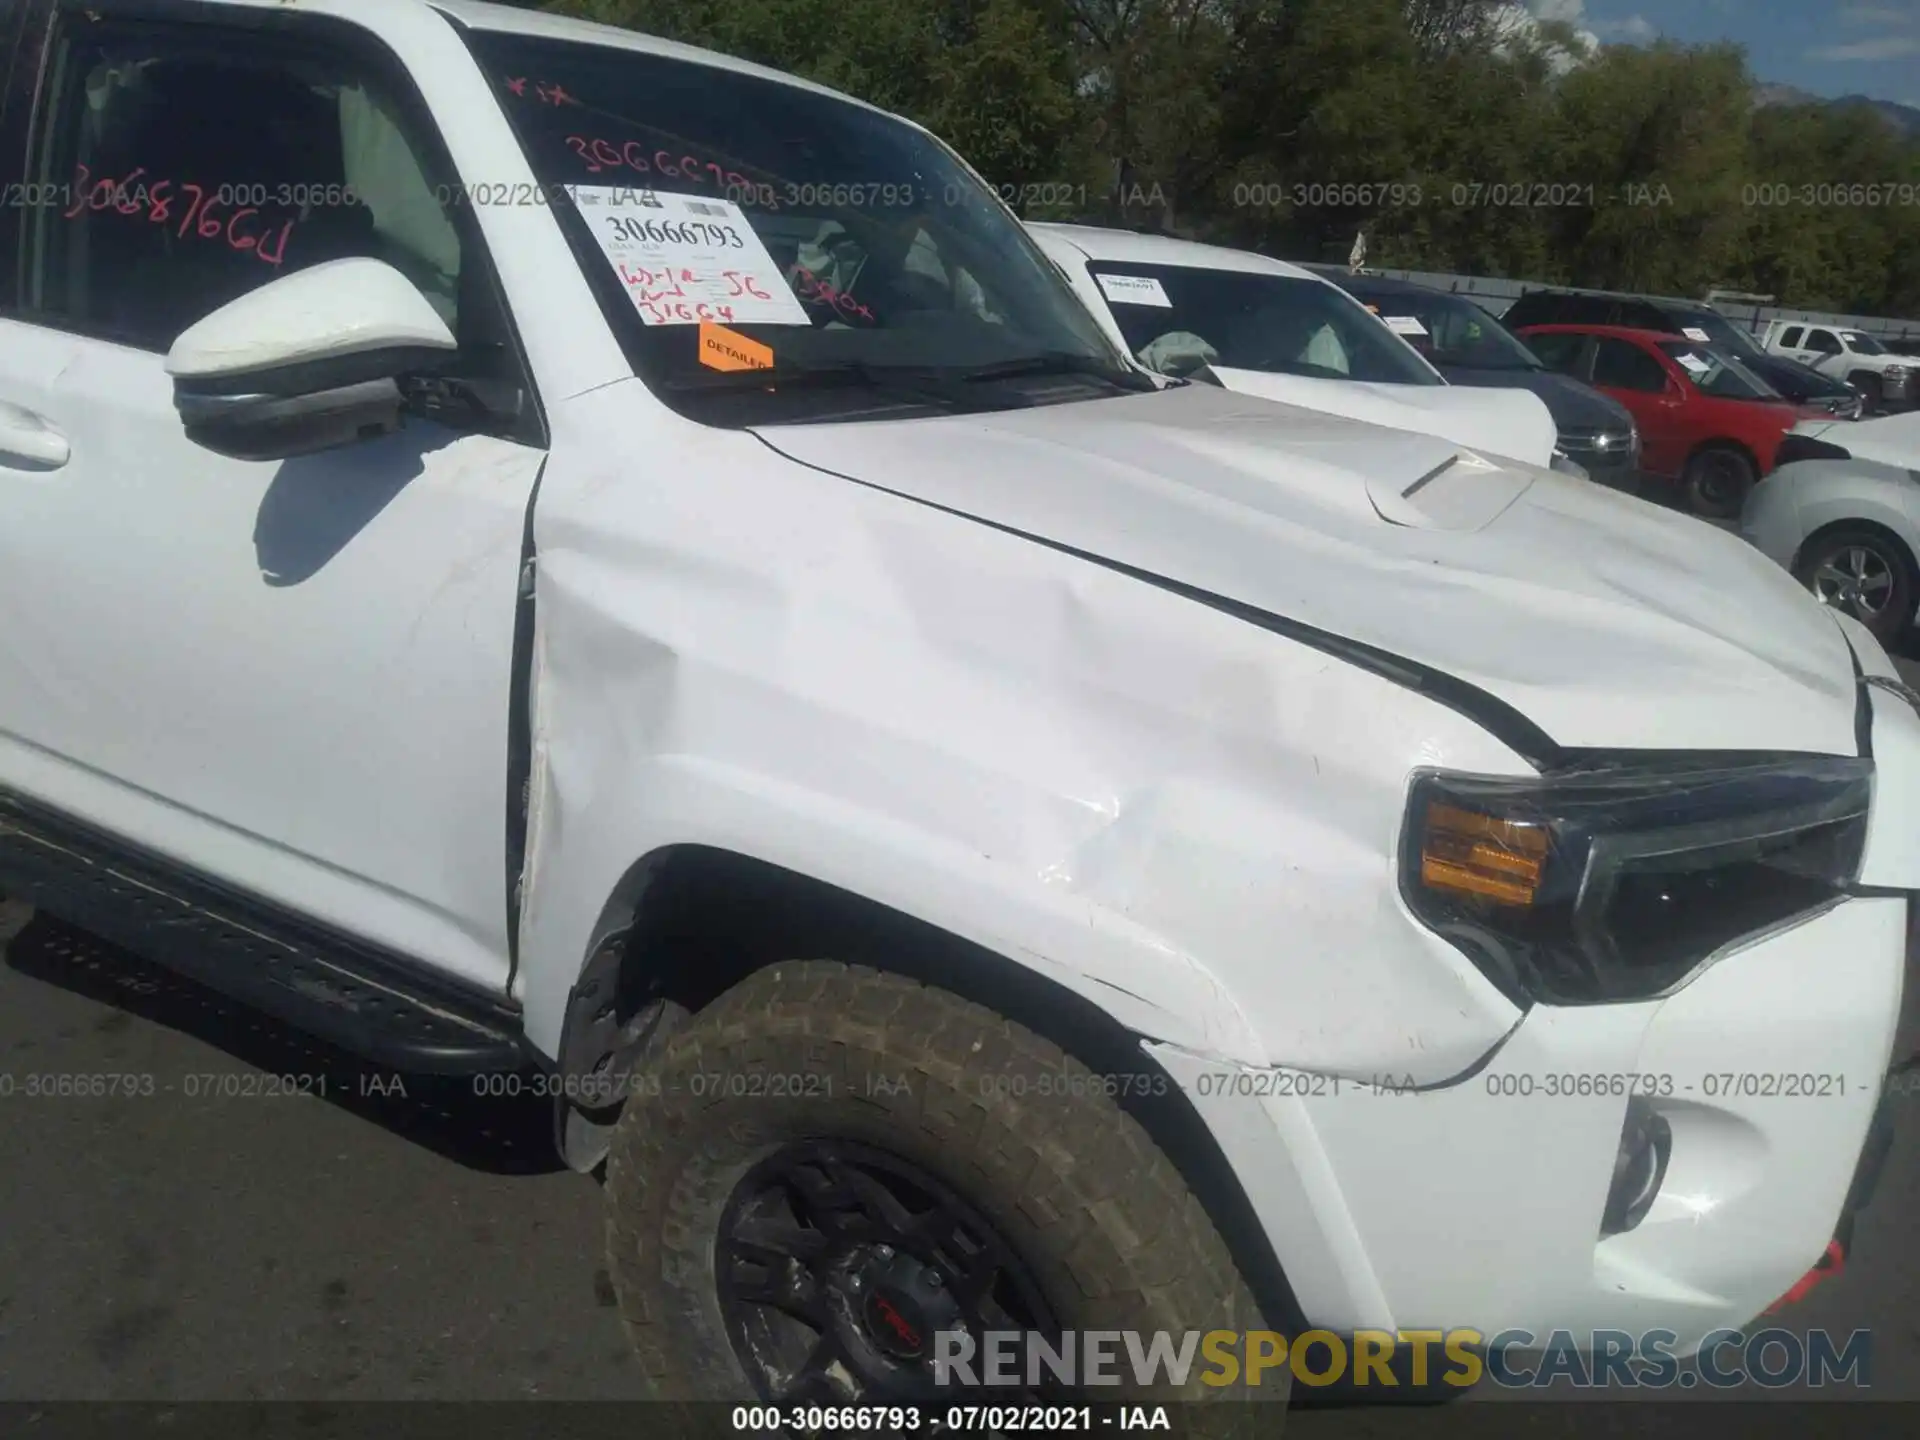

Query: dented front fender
[512,382,1527,1081]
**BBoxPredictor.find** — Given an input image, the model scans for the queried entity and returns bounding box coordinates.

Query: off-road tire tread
[603,961,1277,1411]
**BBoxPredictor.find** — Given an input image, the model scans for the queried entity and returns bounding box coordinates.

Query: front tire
[1794,526,1918,645]
[1684,445,1757,519]
[603,961,1283,1414]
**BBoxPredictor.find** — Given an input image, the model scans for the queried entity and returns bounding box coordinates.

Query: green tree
[544,0,1920,316]
[550,0,1084,195]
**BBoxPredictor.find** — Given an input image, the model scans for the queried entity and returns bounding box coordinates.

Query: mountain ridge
[1753,83,1920,139]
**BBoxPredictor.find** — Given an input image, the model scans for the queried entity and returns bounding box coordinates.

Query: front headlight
[1400,759,1872,1007]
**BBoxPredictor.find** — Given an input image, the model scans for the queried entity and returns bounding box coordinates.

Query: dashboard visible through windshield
[1345,288,1541,372]
[1083,262,1443,386]
[1658,342,1775,399]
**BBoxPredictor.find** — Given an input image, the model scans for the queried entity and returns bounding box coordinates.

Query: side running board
[0,790,529,1074]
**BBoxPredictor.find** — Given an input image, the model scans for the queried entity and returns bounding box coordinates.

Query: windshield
[1083,262,1443,385]
[1670,307,1762,359]
[1657,342,1776,399]
[1840,331,1889,355]
[462,31,1132,419]
[1345,288,1540,371]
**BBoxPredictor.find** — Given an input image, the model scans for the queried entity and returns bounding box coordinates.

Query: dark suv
[1322,272,1642,487]
[1501,289,1865,421]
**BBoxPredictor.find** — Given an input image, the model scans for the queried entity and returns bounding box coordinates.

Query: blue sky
[1528,0,1920,105]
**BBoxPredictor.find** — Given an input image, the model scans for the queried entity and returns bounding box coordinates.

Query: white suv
[1763,320,1915,415]
[1024,221,1562,468]
[0,0,1909,1412]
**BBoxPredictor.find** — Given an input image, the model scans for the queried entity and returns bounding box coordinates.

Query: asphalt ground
[1,607,1917,1438]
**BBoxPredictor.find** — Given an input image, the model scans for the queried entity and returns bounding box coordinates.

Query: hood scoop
[1365,449,1536,532]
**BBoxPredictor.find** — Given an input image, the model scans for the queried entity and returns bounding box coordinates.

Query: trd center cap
[863,1288,926,1359]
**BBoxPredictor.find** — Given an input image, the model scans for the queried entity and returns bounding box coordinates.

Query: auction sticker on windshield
[1382,315,1429,337]
[1682,327,1712,342]
[1674,350,1712,375]
[569,186,811,327]
[1095,273,1172,307]
[699,322,774,372]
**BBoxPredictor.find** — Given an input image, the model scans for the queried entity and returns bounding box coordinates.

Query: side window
[1779,326,1804,349]
[1806,329,1842,355]
[23,18,464,352]
[1591,338,1668,392]
[1524,331,1586,374]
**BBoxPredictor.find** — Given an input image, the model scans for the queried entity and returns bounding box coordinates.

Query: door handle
[0,401,70,470]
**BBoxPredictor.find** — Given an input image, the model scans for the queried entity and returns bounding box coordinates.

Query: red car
[1514,324,1826,518]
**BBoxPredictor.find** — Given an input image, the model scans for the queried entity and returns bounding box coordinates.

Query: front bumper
[1557,431,1638,486]
[1153,894,1906,1352]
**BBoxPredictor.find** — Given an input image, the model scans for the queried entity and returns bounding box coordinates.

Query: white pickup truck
[1762,319,1915,414]
[0,0,1909,1413]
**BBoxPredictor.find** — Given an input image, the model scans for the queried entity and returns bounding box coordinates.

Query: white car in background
[1026,222,1562,468]
[1743,410,1920,643]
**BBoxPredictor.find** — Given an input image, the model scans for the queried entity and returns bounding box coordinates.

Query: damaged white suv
[0,0,1908,1413]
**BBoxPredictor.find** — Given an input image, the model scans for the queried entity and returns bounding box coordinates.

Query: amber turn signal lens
[1419,803,1548,906]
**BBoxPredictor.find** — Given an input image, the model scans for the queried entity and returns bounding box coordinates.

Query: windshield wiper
[661,361,896,393]
[935,352,1159,392]
[660,360,1011,411]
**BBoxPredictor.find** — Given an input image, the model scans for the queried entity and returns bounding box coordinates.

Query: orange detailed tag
[699,322,773,372]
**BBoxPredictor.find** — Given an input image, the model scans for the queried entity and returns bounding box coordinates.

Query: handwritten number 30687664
[62,164,295,266]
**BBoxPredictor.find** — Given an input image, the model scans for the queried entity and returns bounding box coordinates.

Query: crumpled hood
[1207,364,1561,467]
[753,382,1862,757]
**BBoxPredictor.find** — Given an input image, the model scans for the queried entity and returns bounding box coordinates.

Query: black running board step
[0,789,529,1073]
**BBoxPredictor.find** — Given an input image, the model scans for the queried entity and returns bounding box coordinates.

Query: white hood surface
[754,383,1862,757]
[1794,409,1920,469]
[1208,365,1561,469]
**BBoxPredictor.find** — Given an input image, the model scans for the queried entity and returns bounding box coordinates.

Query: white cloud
[1499,2,1661,60]
[1839,4,1916,27]
[1812,35,1920,60]
[1596,15,1659,43]
[1492,1,1603,71]
[1822,1,1920,61]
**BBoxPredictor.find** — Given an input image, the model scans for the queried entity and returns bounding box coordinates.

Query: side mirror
[166,258,458,459]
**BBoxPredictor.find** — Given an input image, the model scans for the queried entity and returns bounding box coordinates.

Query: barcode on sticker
[687,201,728,216]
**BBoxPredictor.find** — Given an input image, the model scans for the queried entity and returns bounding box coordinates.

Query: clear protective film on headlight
[1400,758,1873,1006]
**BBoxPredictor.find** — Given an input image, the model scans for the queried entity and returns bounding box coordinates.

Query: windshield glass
[1345,288,1540,371]
[1670,307,1761,359]
[1840,331,1888,355]
[1083,262,1443,385]
[461,31,1132,418]
[1657,342,1775,399]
